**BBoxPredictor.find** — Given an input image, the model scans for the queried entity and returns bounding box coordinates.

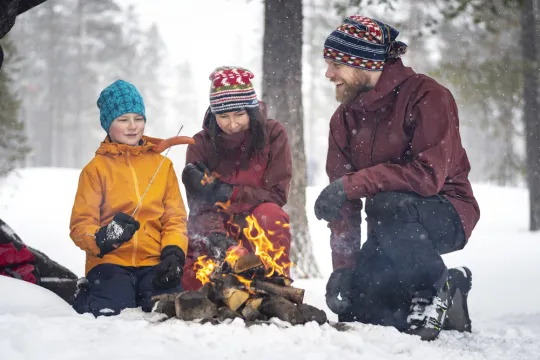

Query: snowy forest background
[1,0,538,277]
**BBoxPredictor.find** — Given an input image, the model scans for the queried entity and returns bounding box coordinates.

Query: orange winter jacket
[69,136,188,275]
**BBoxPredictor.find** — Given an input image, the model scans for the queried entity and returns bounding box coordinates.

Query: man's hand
[314,178,348,221]
[182,162,233,204]
[325,268,354,315]
[153,245,185,289]
[95,212,140,257]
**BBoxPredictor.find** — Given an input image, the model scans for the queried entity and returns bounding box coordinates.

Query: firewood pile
[152,253,327,325]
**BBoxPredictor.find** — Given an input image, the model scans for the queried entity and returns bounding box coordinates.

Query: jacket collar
[96,136,156,156]
[347,58,416,111]
[217,130,249,151]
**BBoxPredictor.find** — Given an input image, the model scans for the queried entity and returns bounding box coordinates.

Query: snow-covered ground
[1,167,539,359]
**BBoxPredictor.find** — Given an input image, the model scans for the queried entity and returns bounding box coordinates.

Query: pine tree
[174,60,199,136]
[134,23,167,136]
[431,4,525,185]
[72,0,123,167]
[0,37,29,178]
[9,0,128,168]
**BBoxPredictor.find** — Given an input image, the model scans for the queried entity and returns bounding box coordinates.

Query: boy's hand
[95,212,140,257]
[153,245,185,289]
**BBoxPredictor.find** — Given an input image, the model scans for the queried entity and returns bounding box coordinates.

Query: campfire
[152,215,327,326]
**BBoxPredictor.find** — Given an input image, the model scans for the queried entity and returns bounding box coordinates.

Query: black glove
[314,178,348,222]
[153,245,186,289]
[182,162,233,204]
[325,268,354,315]
[207,232,237,260]
[95,212,140,257]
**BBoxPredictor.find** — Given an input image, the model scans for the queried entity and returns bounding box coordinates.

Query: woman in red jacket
[181,66,292,291]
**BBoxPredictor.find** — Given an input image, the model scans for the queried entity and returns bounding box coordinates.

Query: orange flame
[243,215,291,277]
[194,255,219,285]
[194,242,247,285]
[234,274,253,290]
[194,214,292,285]
[223,241,245,268]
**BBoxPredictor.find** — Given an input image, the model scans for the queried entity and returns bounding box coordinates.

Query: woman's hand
[182,162,233,204]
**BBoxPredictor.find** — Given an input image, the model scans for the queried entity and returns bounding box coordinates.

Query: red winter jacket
[184,103,292,239]
[327,58,480,269]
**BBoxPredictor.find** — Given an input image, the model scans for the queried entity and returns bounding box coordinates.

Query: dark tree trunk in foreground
[262,0,320,277]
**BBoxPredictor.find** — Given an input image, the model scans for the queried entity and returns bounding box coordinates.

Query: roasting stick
[131,125,184,217]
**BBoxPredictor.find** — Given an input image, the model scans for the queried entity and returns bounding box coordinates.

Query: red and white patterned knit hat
[209,66,259,114]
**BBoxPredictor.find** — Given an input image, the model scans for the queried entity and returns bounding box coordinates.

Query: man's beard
[335,75,373,104]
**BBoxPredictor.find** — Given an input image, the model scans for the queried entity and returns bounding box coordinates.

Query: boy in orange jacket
[69,80,188,316]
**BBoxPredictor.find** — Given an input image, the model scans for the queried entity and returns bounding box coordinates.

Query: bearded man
[315,15,480,341]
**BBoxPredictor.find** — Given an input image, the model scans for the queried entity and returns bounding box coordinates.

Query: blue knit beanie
[97,80,146,132]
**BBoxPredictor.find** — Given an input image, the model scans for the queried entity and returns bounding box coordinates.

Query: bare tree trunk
[262,0,320,277]
[522,0,540,231]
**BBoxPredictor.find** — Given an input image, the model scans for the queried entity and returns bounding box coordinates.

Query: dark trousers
[73,263,183,317]
[341,192,466,330]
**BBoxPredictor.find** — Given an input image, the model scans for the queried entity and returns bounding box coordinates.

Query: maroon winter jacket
[184,103,292,238]
[327,58,480,269]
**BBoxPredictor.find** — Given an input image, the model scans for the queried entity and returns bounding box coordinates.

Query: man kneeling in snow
[315,15,480,341]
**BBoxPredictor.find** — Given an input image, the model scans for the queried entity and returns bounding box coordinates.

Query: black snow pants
[339,191,467,330]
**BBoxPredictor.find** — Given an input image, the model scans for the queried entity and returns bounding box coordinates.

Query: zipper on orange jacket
[126,151,142,267]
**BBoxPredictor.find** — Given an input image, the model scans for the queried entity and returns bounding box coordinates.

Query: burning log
[151,293,178,318]
[221,288,250,312]
[258,296,304,325]
[213,273,243,289]
[297,304,328,325]
[198,282,216,302]
[209,274,252,311]
[218,307,242,321]
[250,279,304,305]
[152,214,328,326]
[265,276,293,287]
[175,291,218,321]
[241,297,266,321]
[233,253,265,276]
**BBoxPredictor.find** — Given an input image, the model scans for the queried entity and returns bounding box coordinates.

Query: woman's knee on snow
[251,203,290,231]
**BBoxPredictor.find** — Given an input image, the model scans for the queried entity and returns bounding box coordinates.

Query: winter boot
[444,267,472,333]
[405,280,450,341]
